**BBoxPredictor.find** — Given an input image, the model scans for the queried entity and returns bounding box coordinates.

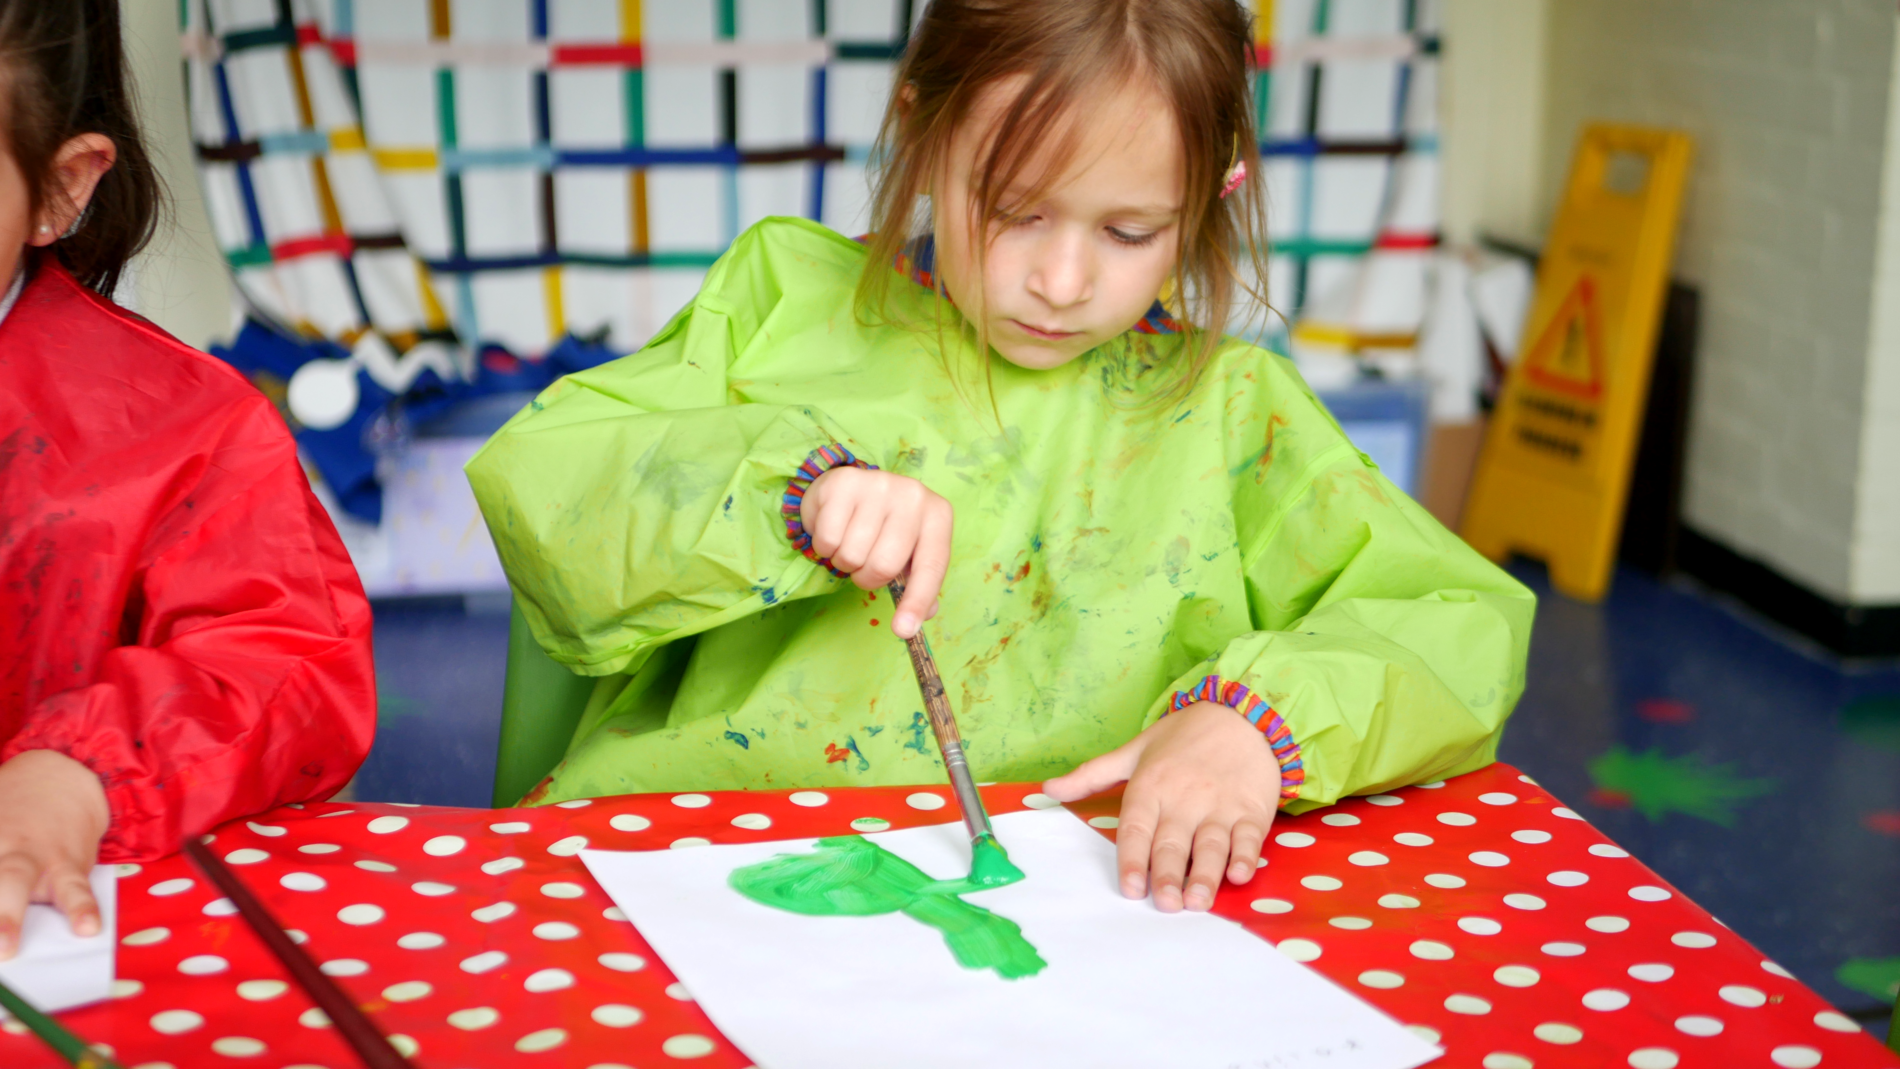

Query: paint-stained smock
[467,218,1535,811]
[0,257,376,862]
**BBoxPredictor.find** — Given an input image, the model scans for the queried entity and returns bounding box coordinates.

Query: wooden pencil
[182,838,417,1069]
[0,973,123,1069]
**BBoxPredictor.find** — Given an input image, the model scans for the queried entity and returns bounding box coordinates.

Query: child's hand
[1041,702,1281,913]
[0,750,110,960]
[801,467,952,639]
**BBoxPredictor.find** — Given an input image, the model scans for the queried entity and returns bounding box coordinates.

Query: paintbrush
[182,838,418,1069]
[887,578,1024,888]
[0,974,123,1069]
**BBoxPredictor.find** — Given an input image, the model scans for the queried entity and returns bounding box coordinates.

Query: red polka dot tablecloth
[3,763,1893,1069]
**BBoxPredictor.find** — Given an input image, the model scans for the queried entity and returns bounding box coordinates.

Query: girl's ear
[29,133,117,247]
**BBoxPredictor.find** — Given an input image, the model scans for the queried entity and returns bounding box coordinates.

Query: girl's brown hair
[0,0,161,297]
[858,0,1268,397]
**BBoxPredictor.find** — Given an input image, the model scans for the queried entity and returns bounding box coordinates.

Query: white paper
[582,809,1440,1069]
[0,866,116,1013]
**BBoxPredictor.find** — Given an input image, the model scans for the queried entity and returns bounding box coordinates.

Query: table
[3,763,1893,1069]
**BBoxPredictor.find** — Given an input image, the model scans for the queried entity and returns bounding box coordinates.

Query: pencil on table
[0,974,124,1069]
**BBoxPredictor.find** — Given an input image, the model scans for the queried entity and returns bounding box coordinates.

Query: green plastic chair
[491,601,595,807]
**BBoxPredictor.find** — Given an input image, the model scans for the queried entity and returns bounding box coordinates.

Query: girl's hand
[1041,701,1281,912]
[801,467,952,639]
[0,750,110,960]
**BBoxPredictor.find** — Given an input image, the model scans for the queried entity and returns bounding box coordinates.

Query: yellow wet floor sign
[1461,124,1692,601]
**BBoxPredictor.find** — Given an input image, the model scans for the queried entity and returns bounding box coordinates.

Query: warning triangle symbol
[1521,276,1605,400]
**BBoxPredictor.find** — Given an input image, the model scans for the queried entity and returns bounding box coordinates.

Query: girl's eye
[1107,227,1159,247]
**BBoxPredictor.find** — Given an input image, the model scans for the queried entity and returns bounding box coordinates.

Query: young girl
[0,1,375,958]
[468,0,1534,914]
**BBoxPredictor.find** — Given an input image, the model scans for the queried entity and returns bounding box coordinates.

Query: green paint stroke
[729,836,1045,980]
[967,833,1025,889]
[1588,745,1775,826]
[1837,957,1900,1002]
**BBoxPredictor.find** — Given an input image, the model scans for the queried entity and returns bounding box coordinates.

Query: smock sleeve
[466,234,876,677]
[0,399,375,863]
[1148,377,1536,813]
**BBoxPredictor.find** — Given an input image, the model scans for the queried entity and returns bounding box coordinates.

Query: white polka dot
[603,906,628,921]
[1586,915,1630,933]
[1553,807,1583,819]
[354,860,397,873]
[318,808,356,817]
[1483,1055,1533,1069]
[223,849,269,865]
[1276,938,1321,962]
[1424,873,1466,888]
[1444,994,1492,1015]
[298,841,341,855]
[447,1007,498,1031]
[1087,816,1120,829]
[1534,1022,1584,1044]
[245,821,287,837]
[202,898,238,916]
[481,857,525,875]
[460,951,508,974]
[1022,793,1060,809]
[1718,984,1766,1007]
[389,1035,418,1056]
[662,1034,717,1059]
[1511,829,1553,844]
[284,930,308,944]
[671,836,712,848]
[1542,942,1586,957]
[515,1027,567,1053]
[548,835,589,856]
[850,817,890,832]
[1367,794,1405,805]
[787,791,829,807]
[1410,940,1455,960]
[279,872,326,892]
[608,813,651,832]
[114,863,142,877]
[1358,970,1405,989]
[1479,792,1518,806]
[598,952,647,972]
[1505,893,1547,910]
[122,927,170,946]
[670,793,713,809]
[1321,813,1361,826]
[534,922,581,941]
[111,979,143,999]
[472,902,518,922]
[1670,931,1716,948]
[555,798,592,808]
[1274,832,1315,848]
[1673,1015,1722,1036]
[1494,965,1540,987]
[149,1009,204,1034]
[524,968,575,992]
[1627,1048,1679,1069]
[730,813,772,830]
[1770,1046,1822,1069]
[318,959,367,977]
[1393,832,1434,846]
[397,932,445,950]
[1459,917,1503,936]
[299,1007,331,1028]
[1762,960,1794,978]
[1300,875,1343,891]
[592,1004,644,1027]
[1547,870,1589,886]
[1628,885,1671,901]
[337,904,385,926]
[1628,963,1674,982]
[489,821,531,834]
[382,981,432,1002]
[177,955,228,976]
[1417,780,1446,788]
[1250,898,1293,914]
[148,878,194,897]
[1437,812,1477,826]
[1470,850,1511,867]
[1341,850,1386,867]
[906,792,946,810]
[423,835,466,856]
[1329,916,1372,930]
[366,816,410,834]
[1406,1025,1442,1044]
[541,881,585,898]
[1589,843,1630,858]
[411,881,456,897]
[1581,988,1629,1011]
[1379,894,1421,909]
[210,1036,266,1056]
[235,980,286,1001]
[666,982,692,1000]
[1813,1011,1859,1033]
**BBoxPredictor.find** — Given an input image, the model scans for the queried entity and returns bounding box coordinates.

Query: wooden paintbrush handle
[887,579,961,748]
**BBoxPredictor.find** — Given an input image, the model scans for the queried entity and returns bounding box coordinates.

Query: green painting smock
[465,218,1536,812]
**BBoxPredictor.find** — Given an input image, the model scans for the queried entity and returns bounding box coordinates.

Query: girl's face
[934,75,1184,371]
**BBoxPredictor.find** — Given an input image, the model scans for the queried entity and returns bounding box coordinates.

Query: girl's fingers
[830,499,887,577]
[0,853,37,961]
[1227,817,1269,884]
[49,866,100,938]
[860,505,921,591]
[1040,739,1140,803]
[1109,786,1161,900]
[895,505,952,638]
[807,490,858,560]
[1144,812,1198,913]
[1183,821,1232,911]
[924,598,940,621]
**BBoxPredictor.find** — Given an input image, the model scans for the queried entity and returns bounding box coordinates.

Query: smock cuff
[782,444,878,577]
[1168,675,1305,803]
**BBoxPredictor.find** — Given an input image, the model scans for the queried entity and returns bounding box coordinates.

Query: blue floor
[358,563,1900,1034]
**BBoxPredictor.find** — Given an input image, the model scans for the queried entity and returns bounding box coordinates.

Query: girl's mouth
[1011,320,1081,340]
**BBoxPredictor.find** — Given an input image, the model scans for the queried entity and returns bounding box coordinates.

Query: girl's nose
[1024,230,1093,310]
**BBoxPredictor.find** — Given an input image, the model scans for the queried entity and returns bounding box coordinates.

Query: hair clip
[1220,158,1248,199]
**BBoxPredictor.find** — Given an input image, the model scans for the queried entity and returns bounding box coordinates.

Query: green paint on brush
[965,832,1025,888]
[729,836,1046,980]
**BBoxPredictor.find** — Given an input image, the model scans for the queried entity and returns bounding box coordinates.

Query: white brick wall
[1540,0,1897,603]
[1856,31,1900,603]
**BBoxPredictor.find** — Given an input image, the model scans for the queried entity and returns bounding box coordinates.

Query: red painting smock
[0,256,375,862]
